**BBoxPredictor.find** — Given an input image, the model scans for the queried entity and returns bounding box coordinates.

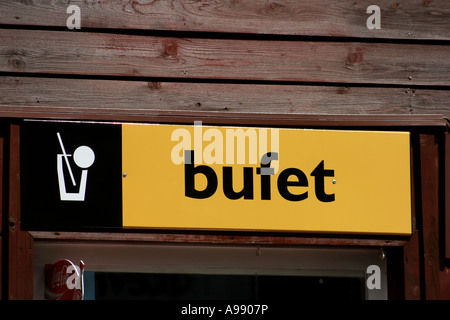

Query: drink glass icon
[56,132,95,201]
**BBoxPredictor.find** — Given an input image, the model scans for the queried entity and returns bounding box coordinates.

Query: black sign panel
[21,120,122,230]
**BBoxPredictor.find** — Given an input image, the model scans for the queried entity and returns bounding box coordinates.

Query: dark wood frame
[0,110,447,128]
[444,131,450,297]
[1,113,449,300]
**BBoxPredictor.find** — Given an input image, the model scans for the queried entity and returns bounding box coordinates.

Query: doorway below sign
[84,271,365,300]
[34,241,387,300]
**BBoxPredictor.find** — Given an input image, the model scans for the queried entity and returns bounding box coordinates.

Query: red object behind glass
[44,259,84,300]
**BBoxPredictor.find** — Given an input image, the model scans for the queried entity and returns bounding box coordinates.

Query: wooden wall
[0,0,449,120]
[0,0,449,300]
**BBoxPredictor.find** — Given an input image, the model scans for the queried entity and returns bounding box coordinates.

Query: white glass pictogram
[56,132,95,201]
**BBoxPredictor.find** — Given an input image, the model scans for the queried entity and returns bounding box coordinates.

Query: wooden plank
[2,107,446,128]
[0,131,3,235]
[446,131,450,259]
[1,29,450,86]
[442,131,450,299]
[29,231,407,247]
[0,237,2,300]
[0,126,3,300]
[1,0,449,40]
[419,134,440,299]
[0,77,413,115]
[411,90,450,118]
[0,77,448,122]
[8,123,33,300]
[403,136,421,299]
[403,232,421,299]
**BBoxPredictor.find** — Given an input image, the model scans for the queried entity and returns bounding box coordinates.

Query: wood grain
[446,132,450,260]
[0,127,3,300]
[402,137,422,299]
[1,29,450,86]
[410,89,450,117]
[419,134,441,299]
[7,123,33,300]
[1,0,449,40]
[444,132,450,298]
[29,231,407,247]
[0,77,413,114]
[0,77,450,126]
[0,130,3,236]
[0,237,2,300]
[0,77,448,121]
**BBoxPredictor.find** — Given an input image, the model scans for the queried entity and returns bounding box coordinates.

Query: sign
[21,121,122,230]
[21,120,412,235]
[44,259,84,300]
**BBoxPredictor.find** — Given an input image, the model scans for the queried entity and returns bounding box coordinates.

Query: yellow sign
[122,123,411,235]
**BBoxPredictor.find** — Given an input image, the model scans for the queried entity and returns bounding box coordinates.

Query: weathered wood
[403,232,421,299]
[419,134,440,299]
[0,77,411,114]
[411,90,450,118]
[0,127,3,300]
[0,237,2,300]
[3,108,447,128]
[0,77,449,122]
[446,132,450,260]
[442,131,450,299]
[1,29,450,86]
[0,131,3,236]
[403,137,421,299]
[1,0,449,40]
[29,231,407,247]
[7,123,33,300]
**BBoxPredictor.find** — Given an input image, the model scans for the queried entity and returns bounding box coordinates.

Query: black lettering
[184,150,218,199]
[311,160,335,202]
[257,152,278,200]
[277,168,308,201]
[260,174,271,200]
[223,167,254,199]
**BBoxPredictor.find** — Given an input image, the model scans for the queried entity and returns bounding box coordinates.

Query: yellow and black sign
[22,120,412,235]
